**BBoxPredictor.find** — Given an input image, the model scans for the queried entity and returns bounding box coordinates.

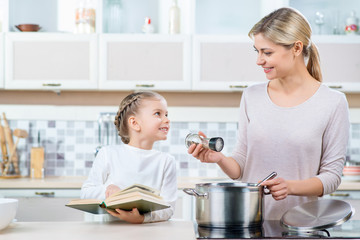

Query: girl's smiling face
[135,98,170,143]
[253,33,296,81]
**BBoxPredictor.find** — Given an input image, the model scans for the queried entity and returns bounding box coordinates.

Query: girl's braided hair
[114,91,164,144]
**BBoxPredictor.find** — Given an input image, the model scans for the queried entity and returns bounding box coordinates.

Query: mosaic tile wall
[6,118,360,178]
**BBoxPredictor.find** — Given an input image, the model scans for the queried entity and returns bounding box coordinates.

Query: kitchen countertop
[0,176,359,191]
[0,220,196,240]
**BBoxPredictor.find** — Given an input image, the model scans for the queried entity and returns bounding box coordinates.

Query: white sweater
[231,82,350,220]
[81,144,177,223]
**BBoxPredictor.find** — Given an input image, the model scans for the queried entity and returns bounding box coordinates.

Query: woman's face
[253,33,295,80]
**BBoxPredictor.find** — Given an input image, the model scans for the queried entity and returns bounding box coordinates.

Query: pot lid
[280,199,354,231]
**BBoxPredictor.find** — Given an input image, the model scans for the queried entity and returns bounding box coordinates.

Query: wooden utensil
[30,147,44,178]
[3,129,28,175]
[0,116,8,171]
[2,113,18,162]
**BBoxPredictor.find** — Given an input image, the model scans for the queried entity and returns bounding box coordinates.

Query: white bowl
[0,198,18,231]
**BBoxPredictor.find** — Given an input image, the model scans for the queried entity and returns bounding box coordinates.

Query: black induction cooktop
[195,220,360,239]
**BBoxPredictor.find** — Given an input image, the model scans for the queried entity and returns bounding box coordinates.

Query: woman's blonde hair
[248,7,322,82]
[114,91,164,144]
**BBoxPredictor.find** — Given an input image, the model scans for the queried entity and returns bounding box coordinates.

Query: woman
[188,7,350,220]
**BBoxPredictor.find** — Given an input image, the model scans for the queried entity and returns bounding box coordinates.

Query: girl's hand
[106,208,145,224]
[105,184,121,198]
[262,177,288,201]
[187,131,224,163]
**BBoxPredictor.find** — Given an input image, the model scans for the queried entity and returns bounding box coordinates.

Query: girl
[81,91,177,224]
[188,7,350,220]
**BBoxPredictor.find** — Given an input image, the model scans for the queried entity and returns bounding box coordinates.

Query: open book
[66,184,170,214]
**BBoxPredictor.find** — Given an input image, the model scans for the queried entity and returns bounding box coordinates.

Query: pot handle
[183,188,208,199]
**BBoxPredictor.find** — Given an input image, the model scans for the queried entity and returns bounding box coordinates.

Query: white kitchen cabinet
[4,33,98,90]
[313,35,360,92]
[192,35,265,91]
[0,189,85,221]
[99,34,191,91]
[0,33,4,89]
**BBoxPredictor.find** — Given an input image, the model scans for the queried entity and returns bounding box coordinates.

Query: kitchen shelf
[1,0,193,35]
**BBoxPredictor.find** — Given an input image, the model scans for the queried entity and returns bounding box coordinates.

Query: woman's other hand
[106,208,145,224]
[105,184,121,198]
[262,177,288,201]
[187,131,224,163]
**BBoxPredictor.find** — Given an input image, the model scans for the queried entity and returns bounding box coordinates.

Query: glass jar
[103,0,123,33]
[185,133,224,152]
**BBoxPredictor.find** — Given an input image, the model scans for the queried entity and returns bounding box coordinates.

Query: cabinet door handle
[136,84,155,88]
[43,83,62,87]
[330,193,350,197]
[329,85,342,89]
[229,85,248,89]
[35,191,55,196]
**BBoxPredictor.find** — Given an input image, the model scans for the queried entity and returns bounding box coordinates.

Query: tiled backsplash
[7,119,360,178]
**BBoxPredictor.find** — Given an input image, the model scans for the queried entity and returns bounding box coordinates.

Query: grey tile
[76,169,84,176]
[66,145,75,152]
[67,121,75,128]
[352,124,360,131]
[76,129,85,136]
[219,123,226,130]
[85,161,93,168]
[86,121,94,128]
[48,121,56,128]
[57,129,65,136]
[199,122,208,129]
[46,153,56,160]
[66,129,75,136]
[75,155,84,162]
[46,160,55,168]
[56,161,65,167]
[45,168,55,176]
[66,169,75,176]
[76,137,84,144]
[180,162,188,169]
[65,161,74,168]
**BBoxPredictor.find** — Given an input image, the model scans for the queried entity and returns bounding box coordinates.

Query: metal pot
[183,182,265,228]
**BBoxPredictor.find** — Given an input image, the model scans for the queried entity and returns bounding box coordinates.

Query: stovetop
[195,220,360,239]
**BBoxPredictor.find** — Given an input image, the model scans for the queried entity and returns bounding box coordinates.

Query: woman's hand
[187,131,224,164]
[106,208,145,224]
[105,184,121,198]
[262,177,288,201]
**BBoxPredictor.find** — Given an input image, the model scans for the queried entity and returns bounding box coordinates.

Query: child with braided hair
[81,91,177,224]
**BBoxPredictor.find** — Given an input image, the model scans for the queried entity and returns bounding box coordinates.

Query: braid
[114,93,142,144]
[114,91,163,144]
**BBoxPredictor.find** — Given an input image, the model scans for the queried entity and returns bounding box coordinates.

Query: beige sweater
[231,82,350,220]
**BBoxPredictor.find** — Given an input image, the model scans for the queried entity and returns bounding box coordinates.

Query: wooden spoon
[3,129,28,175]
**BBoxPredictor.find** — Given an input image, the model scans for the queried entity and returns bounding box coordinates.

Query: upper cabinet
[5,33,98,90]
[99,34,191,91]
[192,35,263,91]
[0,0,360,92]
[0,33,3,89]
[314,36,360,92]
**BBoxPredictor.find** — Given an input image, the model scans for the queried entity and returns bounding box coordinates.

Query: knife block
[30,147,44,179]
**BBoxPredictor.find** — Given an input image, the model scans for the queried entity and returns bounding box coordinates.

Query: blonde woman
[188,8,350,220]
